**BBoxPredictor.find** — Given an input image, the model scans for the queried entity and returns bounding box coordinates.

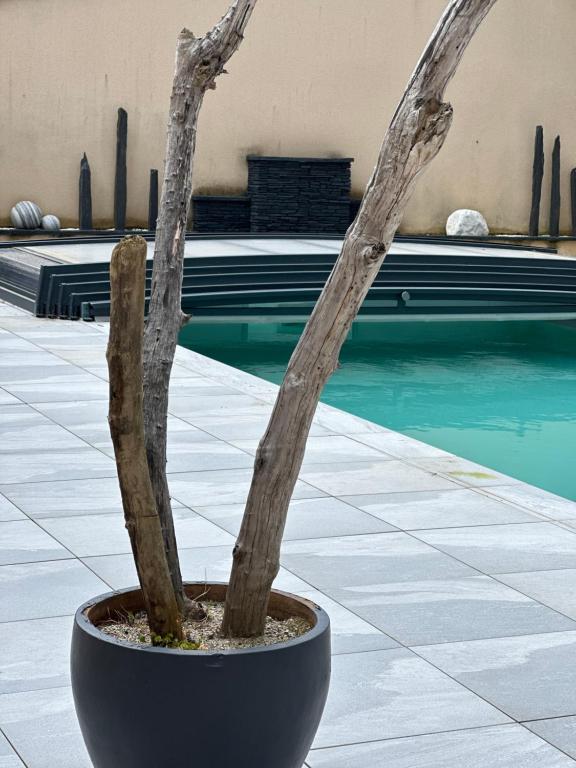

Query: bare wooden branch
[222,0,498,638]
[107,236,182,640]
[142,0,258,610]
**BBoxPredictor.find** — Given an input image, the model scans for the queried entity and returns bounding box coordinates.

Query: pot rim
[74,581,330,657]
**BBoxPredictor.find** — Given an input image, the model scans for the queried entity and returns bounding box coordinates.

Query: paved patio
[2,299,576,766]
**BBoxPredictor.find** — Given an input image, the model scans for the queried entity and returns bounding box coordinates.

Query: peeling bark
[222,0,498,637]
[141,0,258,611]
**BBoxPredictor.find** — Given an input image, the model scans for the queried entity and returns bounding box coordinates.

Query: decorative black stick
[529,125,544,237]
[148,169,159,231]
[114,108,128,231]
[549,135,561,238]
[78,153,93,230]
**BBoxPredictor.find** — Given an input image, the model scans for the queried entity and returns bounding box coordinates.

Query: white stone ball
[446,209,489,237]
[41,214,61,232]
[10,201,43,229]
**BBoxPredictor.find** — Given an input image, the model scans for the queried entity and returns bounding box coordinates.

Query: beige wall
[1,0,575,233]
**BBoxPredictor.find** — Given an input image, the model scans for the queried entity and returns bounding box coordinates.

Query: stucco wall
[1,0,574,232]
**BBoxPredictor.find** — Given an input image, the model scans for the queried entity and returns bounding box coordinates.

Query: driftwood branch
[107,236,182,640]
[141,0,258,612]
[222,0,498,637]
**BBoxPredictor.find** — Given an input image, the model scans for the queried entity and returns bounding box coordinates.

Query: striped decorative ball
[41,214,61,232]
[10,201,42,229]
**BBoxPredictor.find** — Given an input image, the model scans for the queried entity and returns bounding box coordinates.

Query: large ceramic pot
[71,582,331,768]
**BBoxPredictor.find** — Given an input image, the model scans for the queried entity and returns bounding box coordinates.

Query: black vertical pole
[114,107,128,231]
[529,126,544,237]
[148,169,159,231]
[78,153,93,230]
[549,136,561,238]
[570,169,576,238]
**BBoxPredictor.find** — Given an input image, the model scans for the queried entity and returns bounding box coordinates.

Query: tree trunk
[107,236,183,640]
[142,0,258,613]
[222,0,498,638]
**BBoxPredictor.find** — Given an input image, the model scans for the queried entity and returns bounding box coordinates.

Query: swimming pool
[179,320,576,501]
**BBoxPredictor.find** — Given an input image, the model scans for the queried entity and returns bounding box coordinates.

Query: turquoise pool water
[180,320,576,501]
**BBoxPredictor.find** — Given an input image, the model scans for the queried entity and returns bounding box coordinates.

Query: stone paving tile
[0,687,91,768]
[0,560,108,622]
[415,631,576,721]
[230,435,392,467]
[0,496,24,523]
[409,456,521,488]
[0,445,116,485]
[307,724,576,767]
[281,533,477,591]
[185,405,333,441]
[0,616,73,694]
[328,576,576,646]
[0,476,149,519]
[351,431,452,460]
[0,731,25,767]
[525,717,576,761]
[0,521,70,566]
[0,390,20,406]
[168,467,325,507]
[312,648,510,748]
[168,392,268,420]
[496,569,576,621]
[193,497,396,541]
[83,546,310,594]
[298,590,399,655]
[299,460,459,496]
[413,523,576,574]
[484,484,576,521]
[38,509,234,558]
[339,488,538,530]
[3,373,109,404]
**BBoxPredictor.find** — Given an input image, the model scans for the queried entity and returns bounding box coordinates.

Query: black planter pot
[71,582,331,768]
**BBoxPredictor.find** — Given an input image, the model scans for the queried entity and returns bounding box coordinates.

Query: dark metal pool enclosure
[1,234,576,323]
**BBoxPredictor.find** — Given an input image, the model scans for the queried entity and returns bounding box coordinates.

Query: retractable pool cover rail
[32,248,576,322]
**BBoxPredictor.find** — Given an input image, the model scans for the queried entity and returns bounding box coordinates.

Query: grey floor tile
[414,523,576,574]
[168,468,324,507]
[38,509,234,558]
[83,545,310,594]
[281,533,477,591]
[313,648,510,748]
[525,717,576,761]
[0,495,24,522]
[329,576,576,646]
[416,631,576,721]
[0,520,70,565]
[168,379,254,399]
[0,616,73,694]
[307,724,576,767]
[164,440,254,474]
[300,460,459,496]
[340,488,538,530]
[351,431,452,460]
[193,497,395,541]
[0,560,108,622]
[484,485,576,521]
[231,435,392,467]
[185,405,332,441]
[0,731,25,767]
[497,569,576,621]
[0,687,91,768]
[0,477,126,519]
[410,456,521,488]
[298,590,399,655]
[169,393,270,419]
[3,374,108,404]
[0,389,20,406]
[0,445,116,485]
